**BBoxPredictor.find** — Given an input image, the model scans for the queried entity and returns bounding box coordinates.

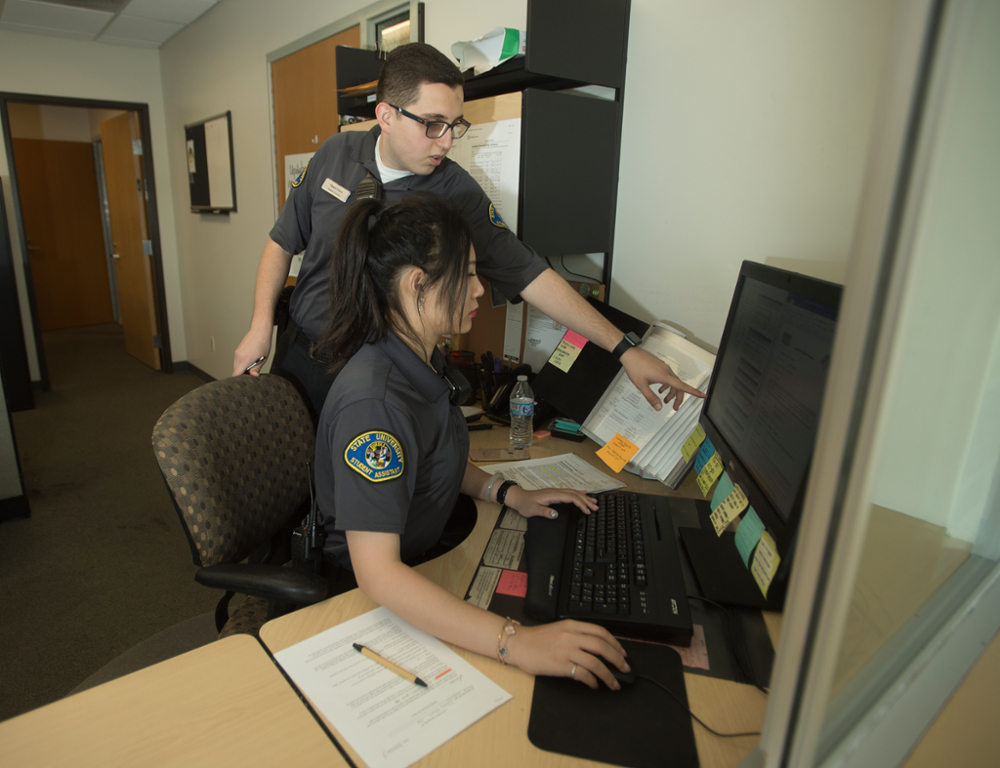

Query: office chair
[152,373,328,638]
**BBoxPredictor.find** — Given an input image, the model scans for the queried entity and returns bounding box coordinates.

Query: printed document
[480,452,625,493]
[275,607,511,768]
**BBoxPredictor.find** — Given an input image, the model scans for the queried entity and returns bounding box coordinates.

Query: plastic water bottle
[509,375,534,449]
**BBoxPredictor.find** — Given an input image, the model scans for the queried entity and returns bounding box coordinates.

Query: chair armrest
[196,563,328,605]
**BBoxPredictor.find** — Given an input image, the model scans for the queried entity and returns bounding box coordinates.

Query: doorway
[0,93,172,394]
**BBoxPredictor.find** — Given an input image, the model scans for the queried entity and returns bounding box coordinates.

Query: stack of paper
[582,324,716,487]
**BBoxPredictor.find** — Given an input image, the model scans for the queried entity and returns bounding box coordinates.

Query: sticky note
[681,424,707,463]
[597,433,640,473]
[734,506,764,567]
[694,437,716,474]
[752,531,781,598]
[496,570,528,598]
[709,474,747,536]
[696,451,723,497]
[548,330,588,373]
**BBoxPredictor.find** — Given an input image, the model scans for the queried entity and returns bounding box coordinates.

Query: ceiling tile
[103,13,183,43]
[119,0,216,25]
[2,0,111,34]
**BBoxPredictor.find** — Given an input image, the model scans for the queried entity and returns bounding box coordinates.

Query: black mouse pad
[528,639,698,768]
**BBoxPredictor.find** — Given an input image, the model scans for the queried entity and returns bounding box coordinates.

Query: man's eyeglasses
[390,105,471,139]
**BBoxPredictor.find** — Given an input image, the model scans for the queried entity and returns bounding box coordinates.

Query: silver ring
[570,664,577,679]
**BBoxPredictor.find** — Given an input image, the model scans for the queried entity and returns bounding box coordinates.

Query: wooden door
[100,112,160,370]
[12,138,113,331]
[271,24,360,211]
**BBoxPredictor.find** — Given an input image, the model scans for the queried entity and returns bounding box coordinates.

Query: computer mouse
[602,658,636,686]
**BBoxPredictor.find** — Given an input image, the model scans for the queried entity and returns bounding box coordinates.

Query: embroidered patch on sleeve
[344,431,404,482]
[488,203,509,230]
[291,160,309,188]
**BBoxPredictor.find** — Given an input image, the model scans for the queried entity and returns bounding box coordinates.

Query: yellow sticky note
[751,531,781,598]
[681,424,707,463]
[710,482,749,536]
[596,433,639,473]
[696,451,724,497]
[548,330,588,373]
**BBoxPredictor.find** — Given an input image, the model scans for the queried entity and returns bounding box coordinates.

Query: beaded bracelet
[497,617,520,665]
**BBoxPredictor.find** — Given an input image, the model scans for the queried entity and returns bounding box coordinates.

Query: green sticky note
[710,472,734,512]
[734,506,765,568]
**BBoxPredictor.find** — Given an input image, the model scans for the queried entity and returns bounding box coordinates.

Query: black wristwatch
[496,480,520,506]
[612,331,642,361]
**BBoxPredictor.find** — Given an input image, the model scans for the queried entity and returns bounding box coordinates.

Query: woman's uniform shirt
[317,332,470,569]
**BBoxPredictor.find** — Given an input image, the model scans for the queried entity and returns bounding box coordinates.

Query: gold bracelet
[496,617,520,665]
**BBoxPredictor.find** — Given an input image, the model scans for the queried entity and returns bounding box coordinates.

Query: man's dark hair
[376,42,464,108]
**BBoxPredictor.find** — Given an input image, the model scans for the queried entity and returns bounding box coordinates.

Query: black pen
[468,423,493,431]
[353,643,427,687]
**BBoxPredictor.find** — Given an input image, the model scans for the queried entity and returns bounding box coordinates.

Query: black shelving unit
[336,0,631,297]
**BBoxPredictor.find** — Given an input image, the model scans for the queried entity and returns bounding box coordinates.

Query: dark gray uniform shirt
[270,125,547,342]
[317,331,470,570]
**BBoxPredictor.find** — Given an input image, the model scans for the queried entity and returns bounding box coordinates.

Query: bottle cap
[517,375,527,381]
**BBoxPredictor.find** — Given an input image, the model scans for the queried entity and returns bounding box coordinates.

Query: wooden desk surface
[0,633,347,768]
[261,426,778,768]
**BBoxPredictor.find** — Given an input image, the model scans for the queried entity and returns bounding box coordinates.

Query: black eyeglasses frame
[389,104,471,139]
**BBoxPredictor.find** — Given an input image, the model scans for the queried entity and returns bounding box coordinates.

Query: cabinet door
[520,89,621,257]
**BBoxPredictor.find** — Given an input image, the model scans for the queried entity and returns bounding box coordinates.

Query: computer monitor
[680,260,842,610]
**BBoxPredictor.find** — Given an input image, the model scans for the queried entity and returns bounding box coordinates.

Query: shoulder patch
[291,160,309,188]
[344,431,404,483]
[488,203,509,230]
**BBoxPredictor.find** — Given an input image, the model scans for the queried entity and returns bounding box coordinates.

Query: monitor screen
[682,261,842,608]
[704,267,839,526]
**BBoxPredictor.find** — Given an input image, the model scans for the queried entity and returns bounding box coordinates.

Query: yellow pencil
[353,643,428,687]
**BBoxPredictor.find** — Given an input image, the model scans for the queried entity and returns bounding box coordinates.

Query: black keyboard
[525,491,693,646]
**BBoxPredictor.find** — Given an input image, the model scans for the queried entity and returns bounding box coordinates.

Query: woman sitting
[313,193,629,689]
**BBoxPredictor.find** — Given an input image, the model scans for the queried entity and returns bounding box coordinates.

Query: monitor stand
[679,526,786,611]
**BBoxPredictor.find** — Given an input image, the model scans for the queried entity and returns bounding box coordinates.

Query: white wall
[0,29,185,374]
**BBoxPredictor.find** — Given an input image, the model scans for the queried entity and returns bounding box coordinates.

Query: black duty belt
[288,323,332,364]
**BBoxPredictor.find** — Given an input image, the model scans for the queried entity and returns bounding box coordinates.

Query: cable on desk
[635,674,762,739]
[545,255,602,284]
[687,595,770,696]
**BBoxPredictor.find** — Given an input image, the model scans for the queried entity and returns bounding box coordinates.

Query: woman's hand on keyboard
[504,486,598,519]
[507,620,629,690]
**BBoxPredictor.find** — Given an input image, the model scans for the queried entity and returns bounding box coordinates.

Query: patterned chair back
[152,374,315,567]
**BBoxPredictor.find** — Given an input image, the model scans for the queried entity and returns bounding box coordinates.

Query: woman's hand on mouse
[504,619,630,690]
[504,486,598,519]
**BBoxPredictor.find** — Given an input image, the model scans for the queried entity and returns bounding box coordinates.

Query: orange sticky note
[596,433,639,473]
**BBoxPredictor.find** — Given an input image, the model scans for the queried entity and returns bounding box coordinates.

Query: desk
[0,633,348,767]
[260,427,780,768]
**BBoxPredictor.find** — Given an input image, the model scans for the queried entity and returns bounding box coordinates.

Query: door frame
[0,92,173,390]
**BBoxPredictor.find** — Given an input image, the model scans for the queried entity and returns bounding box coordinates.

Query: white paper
[503,301,524,363]
[480,452,625,494]
[522,304,567,373]
[275,607,511,768]
[449,118,521,231]
[465,566,502,609]
[204,116,233,208]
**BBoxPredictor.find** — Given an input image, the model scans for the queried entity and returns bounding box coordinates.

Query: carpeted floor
[1,324,223,722]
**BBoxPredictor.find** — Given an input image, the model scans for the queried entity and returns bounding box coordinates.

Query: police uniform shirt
[271,125,547,343]
[317,331,470,570]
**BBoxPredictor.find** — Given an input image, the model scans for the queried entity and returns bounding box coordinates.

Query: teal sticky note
[734,506,765,568]
[710,471,734,512]
[694,437,715,474]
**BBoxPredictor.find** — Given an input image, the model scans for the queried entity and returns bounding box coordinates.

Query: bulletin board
[185,111,237,214]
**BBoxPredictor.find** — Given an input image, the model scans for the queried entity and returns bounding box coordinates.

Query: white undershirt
[374,136,413,184]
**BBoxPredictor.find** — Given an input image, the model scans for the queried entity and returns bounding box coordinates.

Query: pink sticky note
[496,570,528,598]
[563,330,589,349]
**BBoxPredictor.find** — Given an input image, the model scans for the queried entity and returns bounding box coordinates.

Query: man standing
[234,43,700,419]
